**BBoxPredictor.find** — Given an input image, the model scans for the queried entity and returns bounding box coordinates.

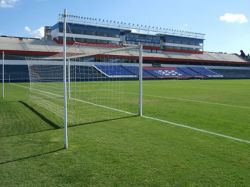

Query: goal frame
[62,9,143,149]
[2,51,4,98]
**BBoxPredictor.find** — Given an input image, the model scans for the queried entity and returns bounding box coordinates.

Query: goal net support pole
[63,9,68,149]
[68,58,71,99]
[139,44,143,116]
[2,51,4,98]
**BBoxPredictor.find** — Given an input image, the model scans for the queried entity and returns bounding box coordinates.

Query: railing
[58,14,205,40]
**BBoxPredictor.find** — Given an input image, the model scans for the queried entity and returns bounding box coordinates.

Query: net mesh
[27,46,141,127]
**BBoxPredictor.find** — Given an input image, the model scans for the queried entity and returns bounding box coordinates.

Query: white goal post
[63,9,68,149]
[2,51,4,98]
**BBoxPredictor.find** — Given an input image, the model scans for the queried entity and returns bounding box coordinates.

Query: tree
[240,50,246,58]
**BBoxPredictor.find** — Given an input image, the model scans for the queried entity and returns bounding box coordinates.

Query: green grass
[0,80,250,186]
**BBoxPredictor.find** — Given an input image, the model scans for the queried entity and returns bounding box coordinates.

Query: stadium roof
[0,36,248,66]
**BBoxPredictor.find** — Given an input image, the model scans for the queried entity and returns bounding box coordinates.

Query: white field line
[72,98,136,115]
[12,83,250,144]
[12,83,63,98]
[142,115,250,144]
[93,89,250,110]
[145,94,250,110]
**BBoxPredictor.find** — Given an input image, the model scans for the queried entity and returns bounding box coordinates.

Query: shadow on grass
[68,114,138,128]
[0,100,21,103]
[19,101,138,130]
[0,116,138,165]
[1,128,59,139]
[0,101,61,138]
[0,147,64,165]
[1,104,139,138]
[19,101,61,129]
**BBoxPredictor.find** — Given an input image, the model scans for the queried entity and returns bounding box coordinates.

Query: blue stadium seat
[190,67,222,77]
[177,67,202,77]
[211,69,250,78]
[122,66,139,76]
[95,65,136,77]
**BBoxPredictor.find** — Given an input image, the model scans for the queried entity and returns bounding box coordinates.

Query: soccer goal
[27,44,143,148]
[26,9,143,149]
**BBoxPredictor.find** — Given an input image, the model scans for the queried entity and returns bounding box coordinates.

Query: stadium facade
[0,14,250,81]
[50,14,205,53]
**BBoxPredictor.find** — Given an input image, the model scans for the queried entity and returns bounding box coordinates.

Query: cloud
[0,0,18,8]
[24,26,44,38]
[24,26,31,32]
[220,13,248,24]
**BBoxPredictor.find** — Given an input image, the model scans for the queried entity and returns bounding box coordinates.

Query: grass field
[0,80,250,186]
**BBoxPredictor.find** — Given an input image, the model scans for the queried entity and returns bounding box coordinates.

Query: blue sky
[0,0,249,53]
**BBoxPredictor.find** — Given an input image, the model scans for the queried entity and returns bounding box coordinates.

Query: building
[50,14,204,53]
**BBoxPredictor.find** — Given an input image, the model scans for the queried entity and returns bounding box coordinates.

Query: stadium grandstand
[0,14,250,81]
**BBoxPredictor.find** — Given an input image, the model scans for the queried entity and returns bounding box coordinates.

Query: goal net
[27,60,65,125]
[26,45,143,128]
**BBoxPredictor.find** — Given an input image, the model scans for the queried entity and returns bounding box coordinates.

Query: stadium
[1,13,250,81]
[1,9,250,187]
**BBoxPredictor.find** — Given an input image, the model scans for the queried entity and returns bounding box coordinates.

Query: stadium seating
[142,69,156,78]
[211,68,250,78]
[94,65,136,78]
[2,64,250,82]
[144,67,183,78]
[190,67,223,77]
[73,66,106,81]
[122,66,139,75]
[92,65,225,79]
[122,66,156,78]
[177,67,202,77]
